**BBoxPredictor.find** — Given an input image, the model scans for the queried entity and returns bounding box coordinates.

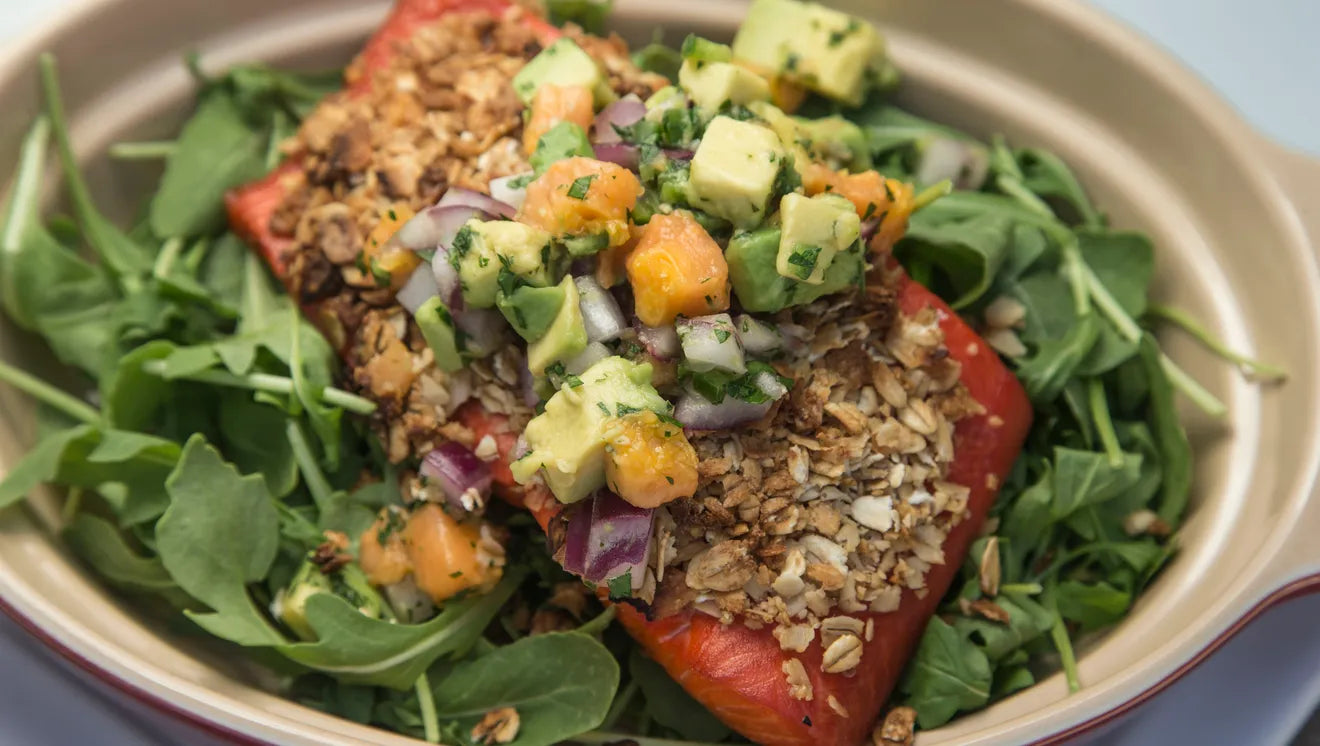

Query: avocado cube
[526,275,588,374]
[510,356,669,504]
[776,193,861,285]
[454,220,556,308]
[727,226,792,313]
[689,116,785,230]
[795,115,873,169]
[731,0,885,105]
[277,560,382,642]
[414,295,465,372]
[497,284,567,342]
[678,59,771,113]
[512,38,614,107]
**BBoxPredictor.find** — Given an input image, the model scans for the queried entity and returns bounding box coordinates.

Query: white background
[0,0,1317,744]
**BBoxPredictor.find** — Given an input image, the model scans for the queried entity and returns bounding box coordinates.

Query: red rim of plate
[2,573,1319,745]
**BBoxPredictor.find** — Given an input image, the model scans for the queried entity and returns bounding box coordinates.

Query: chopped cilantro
[567,174,597,200]
[714,328,732,343]
[607,573,633,598]
[616,403,642,417]
[665,475,675,485]
[596,401,611,415]
[787,245,822,279]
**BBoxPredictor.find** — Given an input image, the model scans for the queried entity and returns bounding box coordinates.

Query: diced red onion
[517,354,539,407]
[574,275,627,342]
[436,186,517,219]
[421,442,492,514]
[861,217,881,242]
[916,137,989,191]
[593,143,640,171]
[673,372,787,431]
[391,205,483,254]
[733,314,783,356]
[677,313,745,374]
[453,308,507,358]
[636,323,680,360]
[662,148,694,162]
[565,341,612,375]
[592,95,646,144]
[397,263,440,316]
[489,173,531,213]
[562,490,654,589]
[430,247,463,309]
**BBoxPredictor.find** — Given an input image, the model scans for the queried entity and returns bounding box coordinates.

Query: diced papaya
[523,84,596,156]
[361,203,421,288]
[802,163,915,253]
[605,410,699,508]
[359,511,411,587]
[626,212,730,326]
[405,504,502,602]
[595,223,644,288]
[519,157,642,247]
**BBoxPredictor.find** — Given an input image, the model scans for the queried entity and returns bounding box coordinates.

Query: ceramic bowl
[1,0,1317,743]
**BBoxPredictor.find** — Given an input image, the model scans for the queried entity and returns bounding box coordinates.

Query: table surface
[1,1,1318,745]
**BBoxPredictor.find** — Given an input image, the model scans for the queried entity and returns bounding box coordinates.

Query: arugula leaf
[897,213,1013,309]
[100,340,177,432]
[1050,446,1143,519]
[631,42,682,81]
[150,93,269,238]
[900,617,992,729]
[628,649,730,742]
[63,513,177,592]
[952,593,1054,662]
[1053,580,1130,631]
[1016,314,1099,403]
[428,632,620,746]
[1015,148,1102,228]
[156,435,285,645]
[545,0,613,35]
[217,390,300,497]
[0,425,97,511]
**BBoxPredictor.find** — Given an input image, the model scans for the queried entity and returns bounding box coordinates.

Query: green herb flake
[567,174,597,200]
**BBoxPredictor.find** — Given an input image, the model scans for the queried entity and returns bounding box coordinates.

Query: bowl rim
[1,0,1318,743]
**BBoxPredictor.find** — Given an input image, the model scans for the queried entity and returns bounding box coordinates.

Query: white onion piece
[734,314,783,356]
[396,263,441,315]
[454,308,507,358]
[564,341,612,375]
[430,247,462,309]
[637,323,681,360]
[673,372,787,431]
[593,95,646,144]
[752,370,788,400]
[916,137,989,190]
[489,173,531,213]
[436,186,517,219]
[384,577,436,623]
[677,314,745,374]
[391,205,483,254]
[574,276,627,343]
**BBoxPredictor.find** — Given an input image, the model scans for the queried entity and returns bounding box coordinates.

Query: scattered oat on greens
[0,1,1284,744]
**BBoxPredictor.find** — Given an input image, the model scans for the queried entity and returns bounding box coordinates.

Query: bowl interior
[1,0,1317,744]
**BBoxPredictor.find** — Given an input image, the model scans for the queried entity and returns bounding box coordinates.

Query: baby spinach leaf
[897,213,1013,308]
[63,513,177,592]
[1053,580,1130,631]
[428,632,620,746]
[1050,446,1143,518]
[150,93,268,238]
[156,435,285,646]
[278,572,520,689]
[629,649,730,742]
[900,617,992,729]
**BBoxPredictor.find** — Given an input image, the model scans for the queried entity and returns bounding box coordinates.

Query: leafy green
[900,618,992,729]
[545,0,613,34]
[898,213,1012,308]
[628,649,731,741]
[1050,447,1143,519]
[428,633,620,746]
[63,513,177,592]
[156,435,285,645]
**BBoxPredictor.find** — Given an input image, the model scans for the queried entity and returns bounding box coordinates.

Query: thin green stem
[1147,303,1287,383]
[38,55,96,234]
[1047,600,1081,693]
[999,582,1044,596]
[1087,378,1125,467]
[60,487,85,524]
[140,360,377,414]
[415,672,441,744]
[912,179,952,212]
[1159,352,1228,418]
[152,237,184,280]
[600,679,639,731]
[1,117,50,256]
[0,359,100,424]
[182,236,211,274]
[996,174,1055,219]
[286,420,333,509]
[576,605,616,636]
[320,388,378,415]
[1059,238,1092,316]
[1080,265,1142,342]
[107,140,176,160]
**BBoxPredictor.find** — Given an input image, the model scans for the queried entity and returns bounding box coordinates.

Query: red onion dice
[592,95,646,144]
[593,143,641,171]
[421,442,493,514]
[389,205,483,255]
[561,490,653,592]
[436,186,517,219]
[396,263,440,316]
[677,313,746,374]
[574,275,627,342]
[636,323,681,361]
[733,314,783,356]
[430,247,463,309]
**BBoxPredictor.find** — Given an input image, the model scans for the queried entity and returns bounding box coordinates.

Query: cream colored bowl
[1,0,1318,743]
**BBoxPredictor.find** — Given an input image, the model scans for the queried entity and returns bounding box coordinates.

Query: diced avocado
[512,38,615,107]
[644,86,689,119]
[527,275,589,373]
[415,295,465,372]
[728,225,864,312]
[277,560,382,642]
[453,219,557,308]
[562,232,610,257]
[510,356,669,503]
[731,0,886,105]
[680,34,734,64]
[795,115,873,169]
[497,284,566,342]
[747,101,812,171]
[530,121,594,176]
[678,59,772,114]
[688,116,785,229]
[775,192,861,285]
